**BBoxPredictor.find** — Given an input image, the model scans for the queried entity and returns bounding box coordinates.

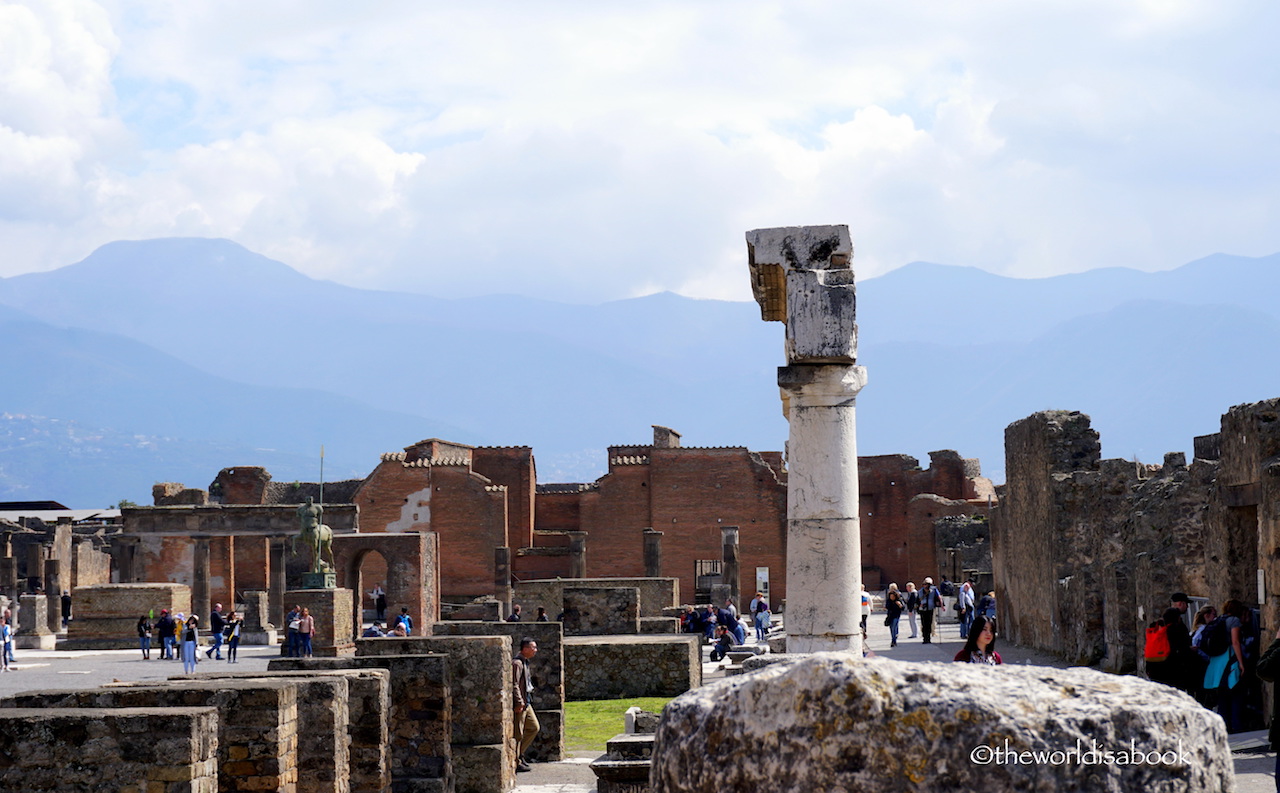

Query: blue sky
[3,0,1279,302]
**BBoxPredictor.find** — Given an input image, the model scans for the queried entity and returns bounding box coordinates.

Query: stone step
[589,757,650,793]
[605,732,654,761]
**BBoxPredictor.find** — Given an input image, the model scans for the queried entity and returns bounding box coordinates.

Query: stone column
[192,536,211,620]
[495,546,512,617]
[643,529,663,578]
[567,531,587,579]
[721,526,741,608]
[16,593,55,649]
[26,543,45,593]
[43,561,62,634]
[747,224,866,654]
[269,536,289,628]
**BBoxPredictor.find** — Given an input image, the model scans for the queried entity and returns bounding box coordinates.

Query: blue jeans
[959,608,974,639]
[889,616,901,643]
[299,633,313,657]
[207,631,223,658]
[139,636,151,657]
[162,635,176,659]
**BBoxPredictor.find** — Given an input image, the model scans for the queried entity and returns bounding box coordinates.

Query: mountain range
[2,238,1278,507]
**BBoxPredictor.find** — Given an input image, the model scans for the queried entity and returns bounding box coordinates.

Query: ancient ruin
[747,224,866,653]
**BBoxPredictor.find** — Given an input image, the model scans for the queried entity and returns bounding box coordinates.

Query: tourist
[511,637,540,773]
[206,603,225,660]
[917,578,944,644]
[285,604,301,657]
[859,588,871,635]
[977,590,997,621]
[1251,622,1280,788]
[957,580,975,640]
[155,610,175,659]
[298,607,315,658]
[0,617,12,671]
[1207,599,1251,732]
[369,582,387,622]
[2,608,12,666]
[700,605,717,640]
[136,614,152,660]
[535,607,549,622]
[754,598,771,641]
[172,612,186,661]
[724,598,739,621]
[506,604,523,622]
[391,622,408,637]
[224,611,243,663]
[396,607,414,635]
[884,583,903,647]
[718,602,743,645]
[905,582,920,639]
[1190,605,1218,704]
[61,590,72,628]
[953,616,1001,665]
[181,613,200,674]
[709,625,735,662]
[750,591,766,621]
[362,622,386,638]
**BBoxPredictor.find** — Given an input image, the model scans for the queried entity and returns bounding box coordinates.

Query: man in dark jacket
[512,638,540,773]
[155,610,175,659]
[206,603,226,660]
[1253,624,1280,788]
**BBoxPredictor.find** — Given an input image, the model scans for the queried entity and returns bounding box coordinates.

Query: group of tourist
[136,603,245,666]
[283,604,315,657]
[0,610,13,672]
[1144,592,1265,733]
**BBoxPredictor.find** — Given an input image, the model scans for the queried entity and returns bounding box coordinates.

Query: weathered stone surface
[63,583,193,650]
[289,586,356,657]
[10,679,298,793]
[562,587,640,636]
[514,578,678,619]
[652,654,1233,793]
[0,706,220,792]
[565,635,700,700]
[356,635,513,793]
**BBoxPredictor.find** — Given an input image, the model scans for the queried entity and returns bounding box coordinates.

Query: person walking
[155,610,175,659]
[206,603,225,660]
[918,578,944,644]
[905,583,920,639]
[512,638,540,773]
[0,617,12,671]
[885,583,904,647]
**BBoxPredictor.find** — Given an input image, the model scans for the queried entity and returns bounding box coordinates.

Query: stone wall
[514,577,678,619]
[356,635,514,793]
[63,582,191,650]
[8,678,300,793]
[431,620,565,762]
[990,404,1276,674]
[272,653,452,791]
[564,635,701,700]
[562,587,640,635]
[0,707,220,792]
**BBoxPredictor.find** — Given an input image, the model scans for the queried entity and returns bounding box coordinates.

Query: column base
[285,587,355,657]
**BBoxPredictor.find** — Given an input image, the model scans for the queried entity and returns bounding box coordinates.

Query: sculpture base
[300,572,337,589]
[285,587,355,657]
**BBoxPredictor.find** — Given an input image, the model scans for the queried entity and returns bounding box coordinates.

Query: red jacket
[954,649,1002,664]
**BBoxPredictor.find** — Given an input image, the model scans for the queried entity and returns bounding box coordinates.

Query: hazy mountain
[2,237,1279,507]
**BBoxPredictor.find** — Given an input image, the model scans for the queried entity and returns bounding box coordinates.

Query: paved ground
[0,618,1271,792]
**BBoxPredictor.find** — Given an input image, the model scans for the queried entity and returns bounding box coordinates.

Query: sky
[3,1,1279,303]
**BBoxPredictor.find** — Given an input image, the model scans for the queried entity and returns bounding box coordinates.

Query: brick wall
[64,582,191,650]
[473,446,536,550]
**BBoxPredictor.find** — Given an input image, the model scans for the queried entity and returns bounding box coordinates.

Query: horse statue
[293,496,335,574]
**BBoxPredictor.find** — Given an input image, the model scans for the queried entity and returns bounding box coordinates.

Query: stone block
[565,635,700,700]
[62,583,191,650]
[514,578,678,618]
[562,587,639,636]
[288,587,356,657]
[271,654,449,791]
[652,653,1234,792]
[0,706,219,792]
[526,707,564,763]
[14,593,55,649]
[11,678,298,793]
[639,617,678,635]
[452,743,511,793]
[430,621,564,709]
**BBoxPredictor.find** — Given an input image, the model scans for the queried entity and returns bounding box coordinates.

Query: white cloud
[2,0,1279,301]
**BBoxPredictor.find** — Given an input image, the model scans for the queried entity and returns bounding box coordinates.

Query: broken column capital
[746,225,857,364]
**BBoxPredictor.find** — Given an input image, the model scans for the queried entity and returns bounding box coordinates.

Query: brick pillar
[26,543,45,593]
[269,536,289,628]
[43,561,61,633]
[495,547,512,617]
[0,558,15,602]
[643,528,663,578]
[722,526,740,609]
[192,536,211,621]
[568,532,587,579]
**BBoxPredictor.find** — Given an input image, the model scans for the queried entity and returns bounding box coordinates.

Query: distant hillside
[2,237,1279,506]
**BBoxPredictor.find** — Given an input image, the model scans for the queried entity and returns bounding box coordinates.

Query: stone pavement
[0,619,1270,792]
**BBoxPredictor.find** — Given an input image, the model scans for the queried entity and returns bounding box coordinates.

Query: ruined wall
[513,577,678,619]
[472,446,536,550]
[564,635,701,700]
[353,452,507,601]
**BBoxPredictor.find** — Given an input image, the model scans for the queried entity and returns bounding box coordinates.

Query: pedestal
[301,572,336,589]
[286,587,355,657]
[15,594,56,650]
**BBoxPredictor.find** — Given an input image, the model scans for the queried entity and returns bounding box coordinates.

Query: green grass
[563,697,673,752]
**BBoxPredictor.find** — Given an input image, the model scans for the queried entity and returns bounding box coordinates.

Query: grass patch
[563,696,673,752]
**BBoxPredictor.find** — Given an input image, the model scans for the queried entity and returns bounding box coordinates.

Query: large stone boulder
[652,653,1234,792]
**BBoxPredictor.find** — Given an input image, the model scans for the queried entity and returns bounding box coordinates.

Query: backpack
[1200,618,1230,657]
[1144,622,1171,662]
